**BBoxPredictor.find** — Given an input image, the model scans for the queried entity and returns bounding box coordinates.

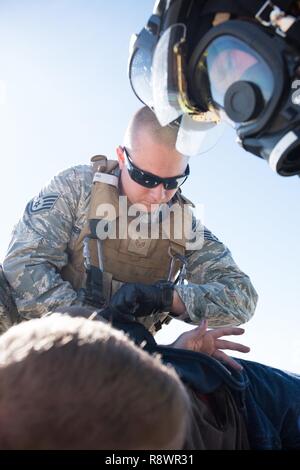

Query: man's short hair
[123,106,180,152]
[0,313,190,449]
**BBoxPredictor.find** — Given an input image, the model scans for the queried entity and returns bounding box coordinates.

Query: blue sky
[0,0,299,371]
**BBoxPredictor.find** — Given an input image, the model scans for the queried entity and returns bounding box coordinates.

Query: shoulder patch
[29,194,60,214]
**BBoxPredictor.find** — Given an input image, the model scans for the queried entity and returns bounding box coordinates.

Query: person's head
[116,106,189,212]
[129,1,300,177]
[0,313,190,450]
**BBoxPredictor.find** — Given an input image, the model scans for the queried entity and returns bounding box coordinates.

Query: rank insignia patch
[29,194,59,214]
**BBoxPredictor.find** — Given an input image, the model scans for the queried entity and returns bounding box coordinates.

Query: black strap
[269,0,295,11]
[85,266,106,308]
[201,0,249,17]
[201,0,296,17]
[198,0,300,49]
[236,0,300,47]
[152,314,172,332]
[285,18,300,47]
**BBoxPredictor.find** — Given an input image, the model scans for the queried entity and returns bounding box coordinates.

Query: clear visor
[152,24,225,156]
[128,26,158,108]
[152,23,188,126]
[176,114,227,157]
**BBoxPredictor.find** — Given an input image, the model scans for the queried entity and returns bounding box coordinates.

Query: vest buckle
[167,247,187,285]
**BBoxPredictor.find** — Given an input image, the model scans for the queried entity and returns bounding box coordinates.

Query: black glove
[99,305,158,349]
[108,281,175,318]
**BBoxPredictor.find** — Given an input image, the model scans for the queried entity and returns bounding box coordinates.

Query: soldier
[2,106,257,334]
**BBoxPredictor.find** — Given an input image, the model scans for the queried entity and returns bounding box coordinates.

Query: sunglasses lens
[130,168,159,188]
[125,148,189,190]
[130,170,188,190]
[164,176,187,190]
[163,180,178,190]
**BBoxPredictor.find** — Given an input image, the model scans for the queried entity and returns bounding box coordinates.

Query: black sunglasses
[123,147,189,190]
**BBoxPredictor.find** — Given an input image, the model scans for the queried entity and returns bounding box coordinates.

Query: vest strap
[93,172,119,187]
[84,266,107,308]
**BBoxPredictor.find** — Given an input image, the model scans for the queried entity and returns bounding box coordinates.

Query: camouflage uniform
[0,264,19,334]
[3,165,258,327]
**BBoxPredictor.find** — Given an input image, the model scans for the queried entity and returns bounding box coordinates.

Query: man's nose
[150,183,167,201]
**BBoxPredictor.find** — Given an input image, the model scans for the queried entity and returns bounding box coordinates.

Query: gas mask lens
[193,36,275,126]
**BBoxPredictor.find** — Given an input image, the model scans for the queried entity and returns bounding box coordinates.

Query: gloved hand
[108,281,175,318]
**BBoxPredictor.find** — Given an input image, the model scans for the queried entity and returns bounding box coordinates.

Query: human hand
[109,281,174,317]
[171,320,250,371]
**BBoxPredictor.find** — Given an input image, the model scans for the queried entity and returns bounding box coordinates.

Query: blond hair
[123,106,180,152]
[0,313,190,450]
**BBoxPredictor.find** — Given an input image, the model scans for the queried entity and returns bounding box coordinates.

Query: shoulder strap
[90,155,108,173]
[90,155,119,175]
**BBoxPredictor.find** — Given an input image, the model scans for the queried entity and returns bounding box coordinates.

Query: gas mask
[128,0,300,176]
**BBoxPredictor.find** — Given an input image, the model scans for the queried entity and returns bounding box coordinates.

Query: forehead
[131,131,187,177]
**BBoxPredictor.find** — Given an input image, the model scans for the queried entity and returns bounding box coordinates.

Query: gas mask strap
[281,17,300,47]
[198,0,299,46]
[254,1,300,46]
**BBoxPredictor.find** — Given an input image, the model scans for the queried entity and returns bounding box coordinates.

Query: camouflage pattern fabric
[0,264,19,334]
[2,165,258,327]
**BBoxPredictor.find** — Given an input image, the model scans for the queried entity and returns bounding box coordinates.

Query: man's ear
[116,146,125,169]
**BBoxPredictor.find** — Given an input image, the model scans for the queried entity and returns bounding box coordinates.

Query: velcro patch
[29,194,59,214]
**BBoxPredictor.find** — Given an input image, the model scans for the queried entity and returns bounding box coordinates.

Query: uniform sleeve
[3,167,86,319]
[175,224,258,327]
[0,264,19,333]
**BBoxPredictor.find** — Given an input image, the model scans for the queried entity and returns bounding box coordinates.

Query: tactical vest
[0,264,19,334]
[62,156,194,333]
